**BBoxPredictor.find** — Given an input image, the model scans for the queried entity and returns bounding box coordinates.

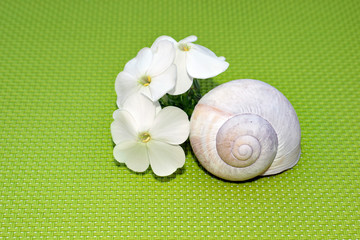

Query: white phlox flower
[151,35,229,95]
[111,94,190,176]
[115,40,176,106]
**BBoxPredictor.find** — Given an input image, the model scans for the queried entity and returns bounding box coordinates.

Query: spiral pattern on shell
[216,113,278,173]
[190,79,301,181]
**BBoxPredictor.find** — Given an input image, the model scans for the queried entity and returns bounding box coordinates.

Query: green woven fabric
[1,0,359,239]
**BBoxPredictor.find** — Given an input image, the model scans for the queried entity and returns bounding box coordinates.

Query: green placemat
[1,0,359,239]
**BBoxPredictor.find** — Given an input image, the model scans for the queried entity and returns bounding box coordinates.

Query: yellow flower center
[178,43,191,51]
[139,132,151,143]
[139,75,151,86]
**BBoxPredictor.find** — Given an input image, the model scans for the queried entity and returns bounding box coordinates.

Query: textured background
[1,0,359,239]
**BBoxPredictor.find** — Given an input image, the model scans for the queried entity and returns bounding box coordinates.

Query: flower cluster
[111,35,229,176]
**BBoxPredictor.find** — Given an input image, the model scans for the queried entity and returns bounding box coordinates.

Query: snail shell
[190,79,301,181]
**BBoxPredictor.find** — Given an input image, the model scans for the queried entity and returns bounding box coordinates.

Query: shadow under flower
[152,167,186,182]
[113,159,186,182]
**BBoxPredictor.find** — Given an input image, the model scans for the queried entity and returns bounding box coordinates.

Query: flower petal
[150,106,190,145]
[113,109,121,119]
[139,86,152,100]
[193,44,217,57]
[186,48,229,79]
[147,140,185,176]
[148,65,176,101]
[123,57,140,77]
[111,110,137,144]
[115,71,139,107]
[122,93,156,132]
[113,142,149,172]
[170,51,193,95]
[179,35,197,43]
[136,47,153,74]
[151,36,177,47]
[154,101,162,114]
[113,141,134,163]
[194,44,226,61]
[148,40,175,76]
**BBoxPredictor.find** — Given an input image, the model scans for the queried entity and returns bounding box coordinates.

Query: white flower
[115,40,176,106]
[111,94,190,176]
[151,35,229,95]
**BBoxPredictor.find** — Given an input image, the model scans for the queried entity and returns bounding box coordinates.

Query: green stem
[159,79,202,117]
